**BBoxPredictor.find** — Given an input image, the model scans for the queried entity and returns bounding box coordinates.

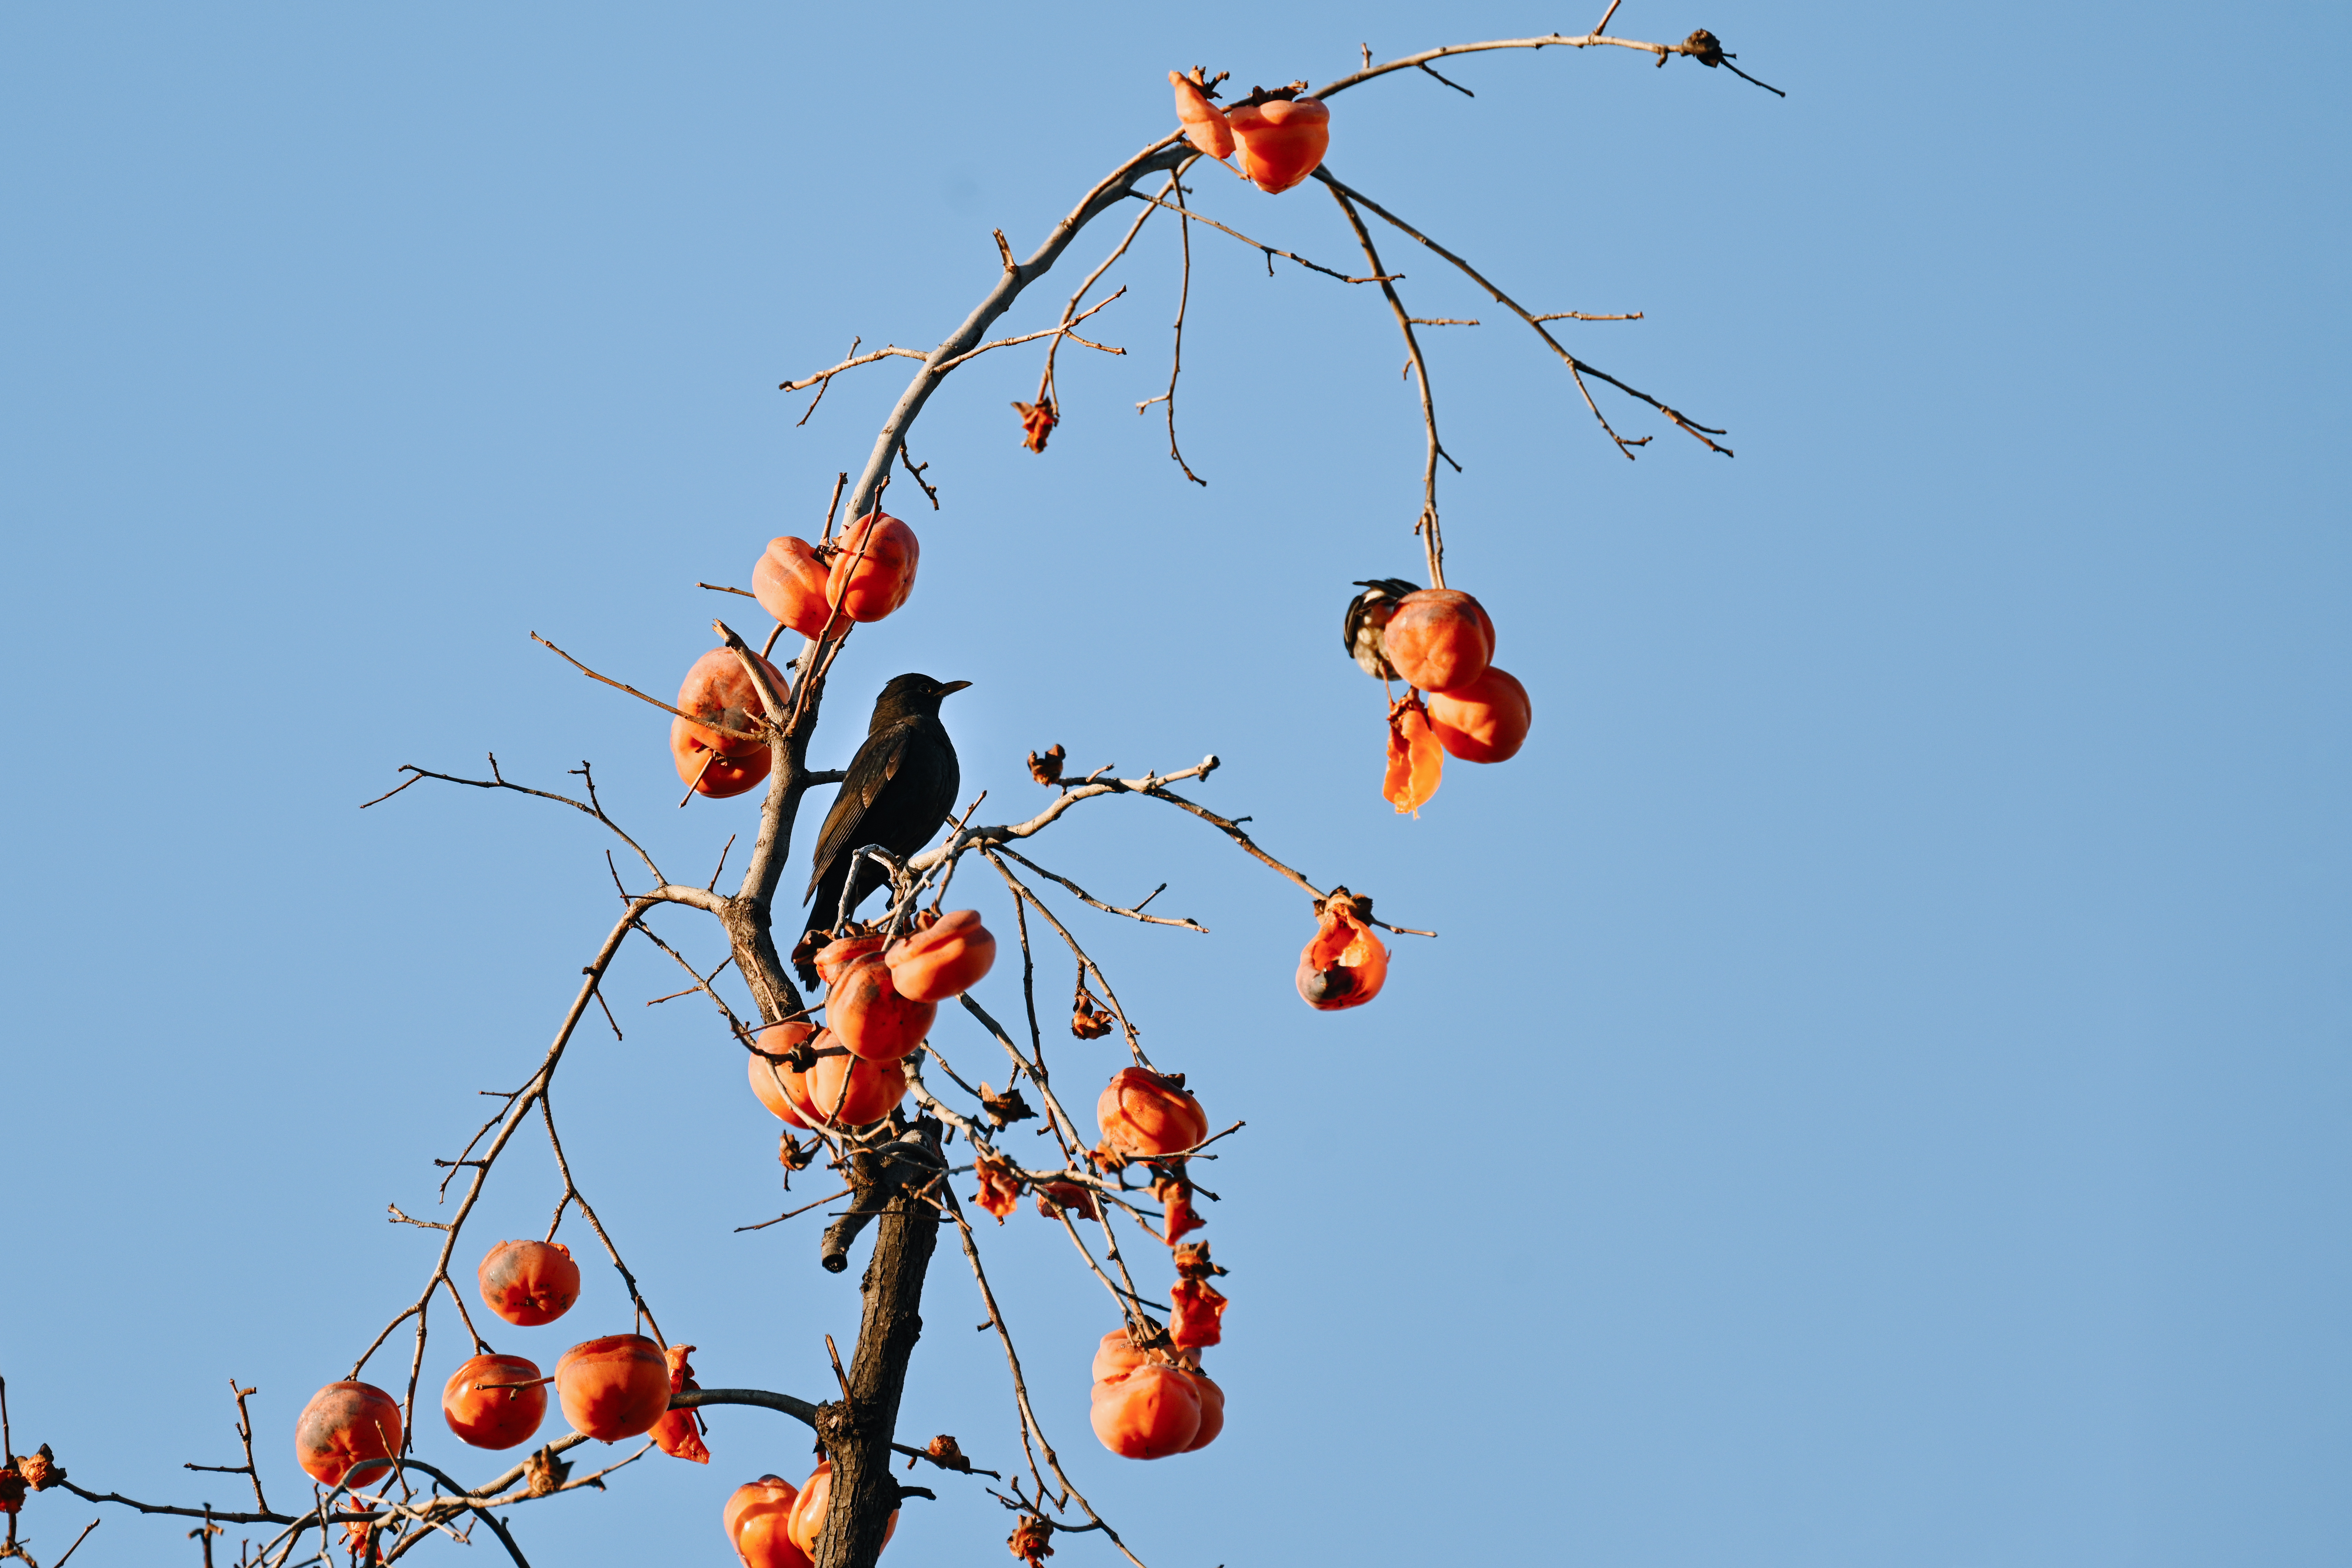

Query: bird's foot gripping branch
[12,22,1775,1567]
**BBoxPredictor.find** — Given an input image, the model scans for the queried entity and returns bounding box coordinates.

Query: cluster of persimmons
[1347,582,1532,815]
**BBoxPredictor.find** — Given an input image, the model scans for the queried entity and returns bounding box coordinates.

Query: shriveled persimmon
[649,1343,710,1464]
[972,1150,1021,1222]
[786,1461,896,1560]
[1096,1067,1208,1158]
[1227,93,1329,194]
[1384,694,1443,814]
[477,1239,581,1327]
[1035,1179,1099,1222]
[754,535,851,642]
[749,1022,816,1128]
[883,909,996,1002]
[671,647,790,800]
[1152,1175,1206,1245]
[826,511,920,623]
[1169,69,1235,160]
[1427,666,1532,763]
[441,1353,546,1451]
[1383,588,1494,694]
[1169,1278,1227,1350]
[1295,888,1387,1011]
[294,1381,404,1489]
[725,1475,811,1568]
[804,1045,909,1127]
[826,953,936,1062]
[555,1334,672,1442]
[1089,1362,1201,1460]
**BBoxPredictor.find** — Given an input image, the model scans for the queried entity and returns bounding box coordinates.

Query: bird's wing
[804,722,913,902]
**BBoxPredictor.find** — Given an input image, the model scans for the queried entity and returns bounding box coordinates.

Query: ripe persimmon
[827,953,936,1063]
[754,536,850,642]
[1427,666,1531,763]
[1295,889,1387,1011]
[787,1461,897,1560]
[827,512,919,623]
[1092,1328,1153,1385]
[440,1353,547,1451]
[749,1023,816,1128]
[1227,94,1329,194]
[804,1046,909,1127]
[1089,1362,1201,1460]
[671,648,791,800]
[555,1335,672,1442]
[725,1475,810,1568]
[883,909,996,1002]
[477,1239,581,1327]
[294,1381,403,1489]
[1384,694,1443,814]
[814,933,887,987]
[649,1343,710,1464]
[1383,589,1494,694]
[1096,1067,1208,1158]
[1180,1365,1225,1452]
[1169,70,1235,160]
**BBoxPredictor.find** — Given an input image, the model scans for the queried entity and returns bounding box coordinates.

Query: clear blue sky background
[4,3,2345,1565]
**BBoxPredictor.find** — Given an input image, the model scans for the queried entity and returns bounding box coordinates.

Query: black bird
[796,673,970,986]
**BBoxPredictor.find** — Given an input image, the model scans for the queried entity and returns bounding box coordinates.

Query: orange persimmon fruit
[749,1022,816,1128]
[1427,666,1532,763]
[804,1045,910,1127]
[754,536,851,642]
[555,1334,672,1442]
[477,1239,581,1327]
[671,647,791,800]
[726,1474,811,1568]
[1295,890,1387,1011]
[1382,589,1494,694]
[786,1461,896,1560]
[295,1381,403,1489]
[1384,694,1443,814]
[972,1150,1021,1222]
[1152,1175,1206,1245]
[1096,1067,1209,1158]
[1089,1362,1201,1460]
[827,953,936,1063]
[1169,70,1235,160]
[814,932,888,987]
[1093,1328,1154,1386]
[826,511,920,623]
[441,1353,547,1451]
[883,909,996,1002]
[1227,94,1329,194]
[649,1343,710,1464]
[1180,1365,1225,1452]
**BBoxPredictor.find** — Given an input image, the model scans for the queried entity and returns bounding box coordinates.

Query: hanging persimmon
[749,1023,816,1128]
[649,1343,710,1464]
[754,536,850,642]
[1295,888,1387,1011]
[1227,91,1329,194]
[293,1381,403,1488]
[441,1353,547,1451]
[555,1335,672,1442]
[1169,1279,1227,1350]
[671,647,790,800]
[1089,1361,1201,1460]
[477,1239,581,1327]
[1384,694,1443,814]
[1179,1363,1225,1452]
[786,1461,897,1560]
[1383,588,1494,694]
[1092,1328,1154,1385]
[1096,1067,1208,1158]
[803,1045,910,1127]
[1169,69,1235,160]
[814,932,887,987]
[883,909,997,1002]
[827,953,936,1063]
[1426,666,1532,763]
[725,1474,810,1568]
[826,511,920,623]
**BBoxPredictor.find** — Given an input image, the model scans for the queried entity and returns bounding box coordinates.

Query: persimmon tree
[0,20,1779,1568]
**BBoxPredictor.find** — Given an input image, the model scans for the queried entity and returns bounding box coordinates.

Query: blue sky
[3,3,2345,1565]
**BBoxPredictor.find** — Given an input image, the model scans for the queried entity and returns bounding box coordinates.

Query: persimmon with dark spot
[754,536,851,642]
[884,909,997,1002]
[1382,589,1494,694]
[441,1353,547,1451]
[1089,1362,1201,1460]
[1227,94,1329,194]
[671,648,791,800]
[826,511,920,623]
[294,1381,403,1489]
[827,953,936,1063]
[725,1475,810,1568]
[1096,1067,1208,1158]
[477,1239,581,1327]
[555,1335,672,1442]
[1427,666,1532,763]
[1295,889,1387,1011]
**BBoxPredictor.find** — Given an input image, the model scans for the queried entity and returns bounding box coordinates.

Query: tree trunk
[812,1141,941,1568]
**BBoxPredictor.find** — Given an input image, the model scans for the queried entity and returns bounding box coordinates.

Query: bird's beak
[938,680,973,695]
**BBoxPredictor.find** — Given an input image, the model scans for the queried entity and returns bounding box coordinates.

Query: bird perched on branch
[1343,578,1420,679]
[796,673,970,987]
